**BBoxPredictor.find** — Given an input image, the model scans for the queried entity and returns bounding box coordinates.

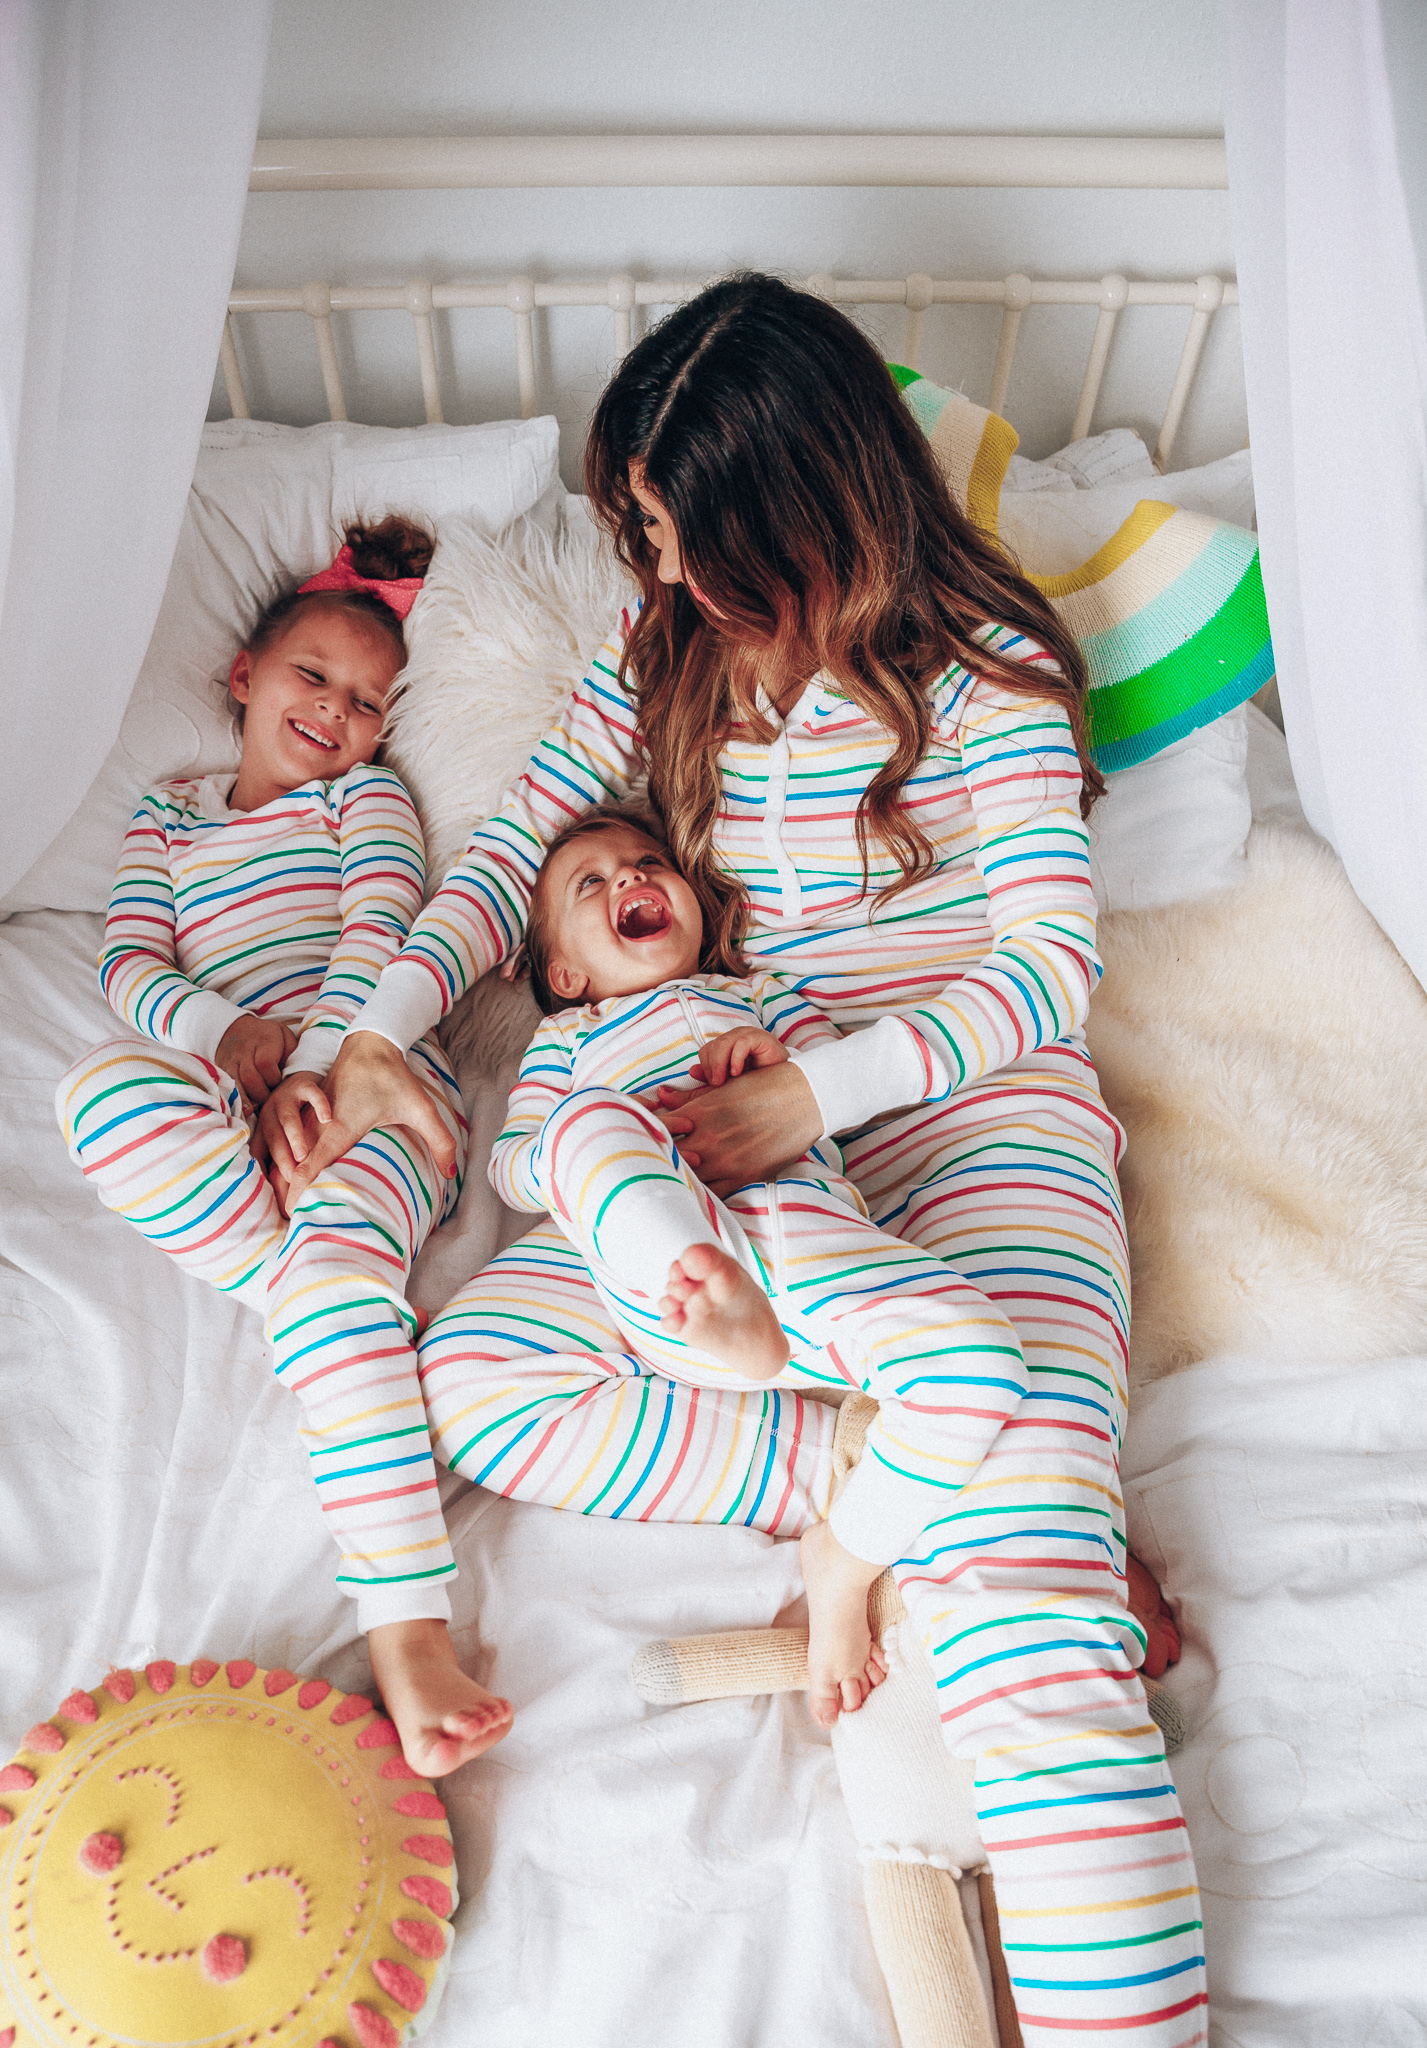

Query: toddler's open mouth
[615,892,673,940]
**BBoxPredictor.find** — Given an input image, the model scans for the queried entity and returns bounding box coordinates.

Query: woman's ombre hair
[584,272,1102,962]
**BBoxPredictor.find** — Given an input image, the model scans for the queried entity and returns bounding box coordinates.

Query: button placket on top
[758,694,804,924]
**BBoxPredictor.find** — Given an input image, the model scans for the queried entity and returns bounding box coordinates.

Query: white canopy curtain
[0,0,273,898]
[1223,0,1427,990]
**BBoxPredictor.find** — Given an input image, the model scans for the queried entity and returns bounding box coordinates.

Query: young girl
[56,518,511,1777]
[289,279,1205,2045]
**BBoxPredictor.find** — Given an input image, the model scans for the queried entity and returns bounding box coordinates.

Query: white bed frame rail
[225,132,1238,471]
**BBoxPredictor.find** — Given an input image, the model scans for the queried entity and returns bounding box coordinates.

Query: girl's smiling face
[227,600,401,812]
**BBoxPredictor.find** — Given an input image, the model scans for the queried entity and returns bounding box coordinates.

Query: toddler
[492,806,1030,1721]
[57,518,510,1775]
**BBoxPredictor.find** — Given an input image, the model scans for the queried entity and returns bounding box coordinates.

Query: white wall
[220,0,1241,483]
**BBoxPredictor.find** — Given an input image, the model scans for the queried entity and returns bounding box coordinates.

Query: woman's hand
[654,1057,822,1197]
[216,1015,299,1114]
[250,1072,333,1215]
[280,1031,460,1206]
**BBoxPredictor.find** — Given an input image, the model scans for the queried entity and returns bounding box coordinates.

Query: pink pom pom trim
[391,1792,445,1820]
[380,1755,420,1780]
[298,1679,332,1710]
[331,1694,374,1726]
[58,1689,97,1724]
[201,1932,247,1983]
[348,2003,400,2048]
[399,1874,452,1916]
[372,1957,427,2013]
[264,1668,298,1697]
[146,1659,176,1694]
[0,1806,11,1829]
[103,1668,136,1704]
[24,1723,64,1754]
[355,1717,400,1750]
[225,1659,256,1690]
[190,1659,219,1687]
[392,1916,447,1960]
[401,1833,452,1867]
[0,1764,35,1792]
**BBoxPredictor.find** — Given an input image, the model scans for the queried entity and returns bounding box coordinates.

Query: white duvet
[3,899,1424,2046]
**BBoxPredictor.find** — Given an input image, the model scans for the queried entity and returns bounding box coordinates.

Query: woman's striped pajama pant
[56,1035,467,1631]
[421,1043,1206,2046]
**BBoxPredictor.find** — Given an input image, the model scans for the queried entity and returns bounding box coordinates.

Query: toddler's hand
[251,1072,333,1212]
[216,1015,300,1113]
[689,1027,789,1089]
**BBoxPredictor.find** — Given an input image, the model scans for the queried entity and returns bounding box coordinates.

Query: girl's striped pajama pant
[420,1043,1206,2046]
[56,1034,467,1631]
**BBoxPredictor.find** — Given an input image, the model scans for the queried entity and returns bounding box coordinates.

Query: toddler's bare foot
[367,1618,512,1778]
[799,1518,888,1728]
[660,1241,790,1380]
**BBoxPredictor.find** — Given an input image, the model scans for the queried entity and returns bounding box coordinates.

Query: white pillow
[1089,705,1252,912]
[994,433,1262,910]
[1,415,562,917]
[999,445,1256,575]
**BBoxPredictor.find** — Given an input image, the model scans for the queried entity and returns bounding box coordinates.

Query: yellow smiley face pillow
[0,1660,456,2048]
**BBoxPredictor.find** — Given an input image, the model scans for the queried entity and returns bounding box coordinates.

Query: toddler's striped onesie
[493,970,1028,1567]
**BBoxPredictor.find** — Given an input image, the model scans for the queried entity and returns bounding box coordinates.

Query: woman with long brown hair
[291,276,1204,2046]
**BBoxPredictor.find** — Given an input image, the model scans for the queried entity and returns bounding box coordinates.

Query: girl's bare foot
[799,1518,888,1728]
[660,1241,790,1380]
[367,1618,512,1778]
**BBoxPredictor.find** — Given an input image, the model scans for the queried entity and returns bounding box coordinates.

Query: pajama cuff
[356,1577,454,1634]
[790,1017,945,1138]
[827,1446,940,1568]
[287,1023,339,1078]
[166,988,249,1067]
[352,959,447,1056]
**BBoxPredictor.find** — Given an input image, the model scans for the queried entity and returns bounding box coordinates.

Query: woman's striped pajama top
[357,614,1207,2045]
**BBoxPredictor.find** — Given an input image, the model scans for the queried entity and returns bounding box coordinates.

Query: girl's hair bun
[343,514,436,583]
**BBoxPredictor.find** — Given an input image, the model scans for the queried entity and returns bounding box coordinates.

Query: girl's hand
[251,1072,333,1212]
[216,1015,300,1114]
[654,1059,822,1197]
[689,1027,788,1088]
[281,1031,459,1206]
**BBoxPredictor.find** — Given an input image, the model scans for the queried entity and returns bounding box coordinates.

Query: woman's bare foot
[367,1618,512,1778]
[1127,1554,1182,1679]
[799,1519,888,1728]
[660,1241,790,1380]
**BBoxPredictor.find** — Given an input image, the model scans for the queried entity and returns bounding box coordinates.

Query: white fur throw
[385,505,638,888]
[1089,823,1427,1381]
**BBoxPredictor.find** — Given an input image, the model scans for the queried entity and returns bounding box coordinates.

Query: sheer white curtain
[0,0,272,897]
[1223,0,1427,988]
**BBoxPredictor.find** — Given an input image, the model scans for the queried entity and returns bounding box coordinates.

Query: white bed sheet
[3,710,1423,2044]
[0,905,895,2048]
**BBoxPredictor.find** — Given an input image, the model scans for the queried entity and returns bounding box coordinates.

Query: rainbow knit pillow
[890,365,1275,771]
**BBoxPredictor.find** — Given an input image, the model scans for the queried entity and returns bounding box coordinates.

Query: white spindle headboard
[221,132,1241,472]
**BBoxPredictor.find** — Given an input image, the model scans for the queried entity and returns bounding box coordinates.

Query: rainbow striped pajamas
[491,972,1029,1564]
[356,616,1206,2043]
[56,768,468,1629]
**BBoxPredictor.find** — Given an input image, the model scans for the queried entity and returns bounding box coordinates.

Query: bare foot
[367,1618,512,1778]
[799,1519,888,1728]
[1127,1553,1182,1679]
[660,1241,790,1380]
